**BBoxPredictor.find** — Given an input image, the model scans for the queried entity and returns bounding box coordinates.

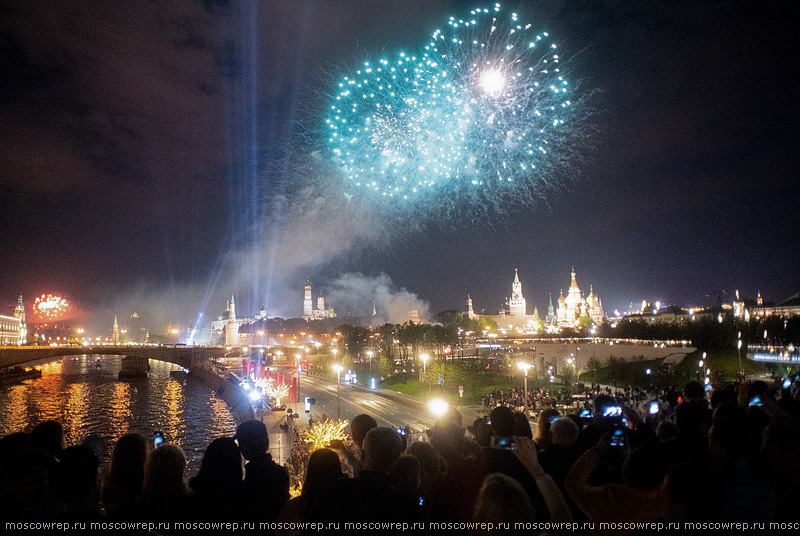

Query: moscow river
[0,355,237,476]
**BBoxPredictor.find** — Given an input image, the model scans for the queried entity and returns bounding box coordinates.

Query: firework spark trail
[33,294,70,320]
[326,4,584,217]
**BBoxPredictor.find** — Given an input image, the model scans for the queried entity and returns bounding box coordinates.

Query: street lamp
[420,353,429,383]
[737,335,743,376]
[428,398,449,418]
[517,361,531,407]
[295,353,302,412]
[367,350,373,373]
[332,364,343,420]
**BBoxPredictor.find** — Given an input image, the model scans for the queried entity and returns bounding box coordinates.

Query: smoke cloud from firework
[326,273,431,325]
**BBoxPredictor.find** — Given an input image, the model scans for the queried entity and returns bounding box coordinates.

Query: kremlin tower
[112,315,119,344]
[510,269,527,317]
[225,295,239,347]
[14,296,26,345]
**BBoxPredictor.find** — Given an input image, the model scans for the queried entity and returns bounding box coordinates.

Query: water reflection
[0,355,237,475]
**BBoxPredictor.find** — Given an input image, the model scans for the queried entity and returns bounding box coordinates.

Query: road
[291,371,443,433]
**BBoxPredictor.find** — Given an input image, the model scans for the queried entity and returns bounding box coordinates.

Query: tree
[607,355,626,386]
[398,322,428,364]
[584,356,602,386]
[425,361,466,393]
[433,310,465,327]
[560,364,576,394]
[376,323,396,362]
[335,324,370,360]
[430,324,457,359]
[375,356,395,381]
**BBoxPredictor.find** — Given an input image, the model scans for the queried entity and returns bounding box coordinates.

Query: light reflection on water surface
[0,355,237,476]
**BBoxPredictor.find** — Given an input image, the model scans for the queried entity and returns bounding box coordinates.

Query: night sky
[1,1,798,332]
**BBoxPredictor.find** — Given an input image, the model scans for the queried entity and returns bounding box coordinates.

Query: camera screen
[603,406,622,418]
[491,437,515,450]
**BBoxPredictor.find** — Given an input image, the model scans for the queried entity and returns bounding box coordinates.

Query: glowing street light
[420,353,429,382]
[428,398,449,418]
[333,364,344,420]
[367,350,373,372]
[295,353,302,411]
[517,361,531,406]
[737,336,743,375]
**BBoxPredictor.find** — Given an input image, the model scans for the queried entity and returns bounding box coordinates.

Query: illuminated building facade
[751,291,800,319]
[302,281,336,321]
[0,314,22,345]
[556,268,604,328]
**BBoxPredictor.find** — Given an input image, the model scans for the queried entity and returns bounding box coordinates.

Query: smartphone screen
[649,402,659,414]
[610,428,625,447]
[154,431,164,448]
[491,436,515,450]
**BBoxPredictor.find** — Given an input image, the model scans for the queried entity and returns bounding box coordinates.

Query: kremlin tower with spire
[510,268,527,317]
[225,295,239,346]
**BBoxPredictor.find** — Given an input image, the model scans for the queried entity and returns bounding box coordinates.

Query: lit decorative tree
[303,419,350,451]
[254,378,290,407]
[267,382,290,408]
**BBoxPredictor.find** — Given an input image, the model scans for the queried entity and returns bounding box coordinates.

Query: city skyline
[1,1,797,331]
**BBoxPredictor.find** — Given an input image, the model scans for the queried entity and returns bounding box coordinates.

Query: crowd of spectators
[2,376,800,535]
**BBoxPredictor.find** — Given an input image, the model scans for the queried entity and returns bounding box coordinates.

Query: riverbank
[190,365,255,423]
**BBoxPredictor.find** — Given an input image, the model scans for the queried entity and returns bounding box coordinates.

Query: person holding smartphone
[565,432,666,534]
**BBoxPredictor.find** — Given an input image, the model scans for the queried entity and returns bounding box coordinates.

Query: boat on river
[0,366,42,385]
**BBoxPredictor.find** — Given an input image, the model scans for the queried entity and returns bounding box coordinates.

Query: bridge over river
[0,345,232,370]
